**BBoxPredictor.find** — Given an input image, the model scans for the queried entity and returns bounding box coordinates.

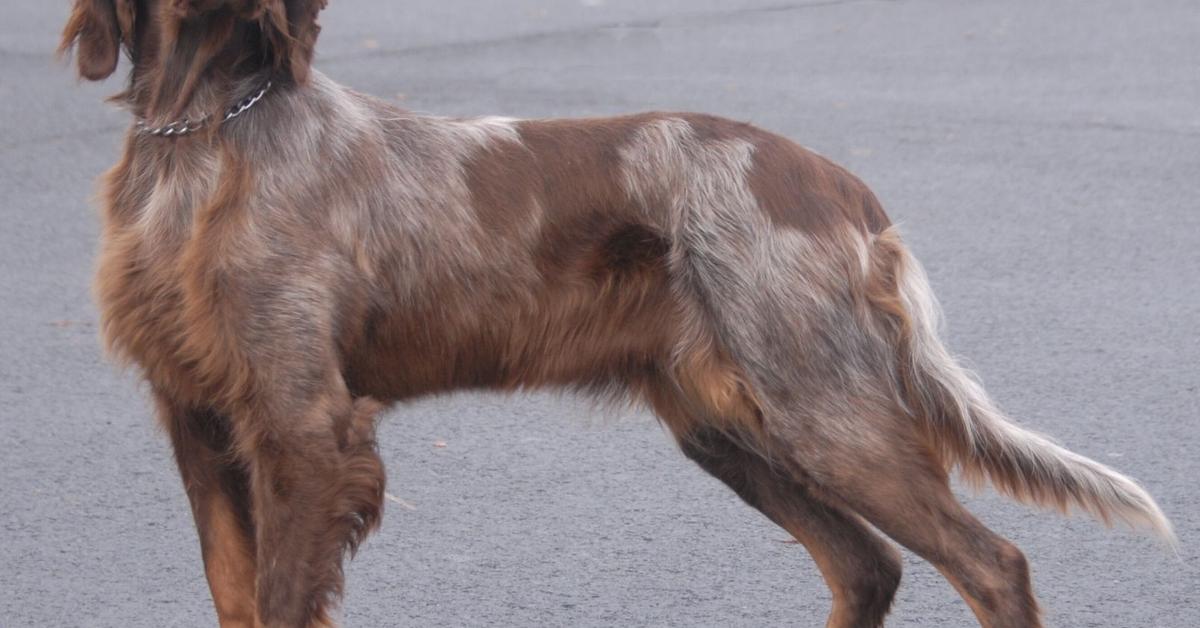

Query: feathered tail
[869,227,1175,545]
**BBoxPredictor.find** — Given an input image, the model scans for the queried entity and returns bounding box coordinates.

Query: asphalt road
[2,1,1197,626]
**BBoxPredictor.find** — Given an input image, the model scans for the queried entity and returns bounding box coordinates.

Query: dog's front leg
[158,395,258,628]
[163,179,387,624]
[228,377,385,628]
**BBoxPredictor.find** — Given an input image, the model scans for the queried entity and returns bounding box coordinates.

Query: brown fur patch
[746,131,890,236]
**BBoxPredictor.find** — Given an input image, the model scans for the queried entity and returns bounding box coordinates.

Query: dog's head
[60,1,327,115]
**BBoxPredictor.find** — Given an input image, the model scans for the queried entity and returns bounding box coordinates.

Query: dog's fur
[62,2,1174,626]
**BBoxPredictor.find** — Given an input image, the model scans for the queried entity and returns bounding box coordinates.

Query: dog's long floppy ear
[257,0,328,84]
[59,0,136,81]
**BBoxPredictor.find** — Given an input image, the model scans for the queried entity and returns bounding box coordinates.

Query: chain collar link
[136,81,273,137]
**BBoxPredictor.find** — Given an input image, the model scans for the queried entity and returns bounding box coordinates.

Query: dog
[61,1,1173,626]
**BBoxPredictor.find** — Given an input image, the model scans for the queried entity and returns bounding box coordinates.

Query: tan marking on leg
[202,492,258,628]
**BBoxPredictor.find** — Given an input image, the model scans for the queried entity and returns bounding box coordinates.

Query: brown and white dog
[61,1,1173,626]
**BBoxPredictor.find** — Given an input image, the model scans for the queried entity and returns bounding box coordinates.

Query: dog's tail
[867,227,1175,544]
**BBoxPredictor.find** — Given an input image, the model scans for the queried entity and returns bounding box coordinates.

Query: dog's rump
[625,118,1174,541]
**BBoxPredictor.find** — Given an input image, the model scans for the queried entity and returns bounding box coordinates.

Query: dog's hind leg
[644,377,901,628]
[658,349,1039,626]
[158,396,258,628]
[766,400,1040,628]
[665,228,1043,625]
[682,321,1040,622]
[678,342,1042,621]
[685,430,902,627]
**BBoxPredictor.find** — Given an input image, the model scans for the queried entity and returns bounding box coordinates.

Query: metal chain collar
[135,81,273,137]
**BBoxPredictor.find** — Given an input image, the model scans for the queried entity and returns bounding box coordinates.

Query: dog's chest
[95,154,222,390]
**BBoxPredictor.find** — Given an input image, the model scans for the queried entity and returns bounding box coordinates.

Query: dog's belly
[342,224,678,401]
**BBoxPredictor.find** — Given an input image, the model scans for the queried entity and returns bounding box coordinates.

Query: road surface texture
[2,1,1197,626]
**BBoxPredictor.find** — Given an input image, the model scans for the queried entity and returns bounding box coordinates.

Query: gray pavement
[2,1,1198,626]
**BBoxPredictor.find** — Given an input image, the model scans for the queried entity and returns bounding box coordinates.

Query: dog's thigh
[677,425,902,628]
[158,396,257,628]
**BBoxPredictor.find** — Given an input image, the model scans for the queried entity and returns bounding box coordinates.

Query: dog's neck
[121,13,280,131]
[132,76,273,137]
